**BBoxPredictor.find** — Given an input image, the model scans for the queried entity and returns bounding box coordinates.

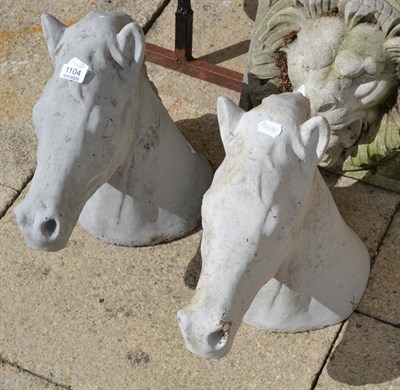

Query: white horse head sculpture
[14,12,213,251]
[178,92,370,359]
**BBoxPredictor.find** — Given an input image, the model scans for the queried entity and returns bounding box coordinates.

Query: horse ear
[299,116,330,163]
[110,22,145,68]
[217,96,245,148]
[41,13,67,64]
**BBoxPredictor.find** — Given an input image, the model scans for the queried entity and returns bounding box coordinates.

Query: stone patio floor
[0,1,399,389]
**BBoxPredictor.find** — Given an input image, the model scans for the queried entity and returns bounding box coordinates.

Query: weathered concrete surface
[147,66,232,169]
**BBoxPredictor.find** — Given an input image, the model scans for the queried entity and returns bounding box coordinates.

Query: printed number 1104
[65,67,81,76]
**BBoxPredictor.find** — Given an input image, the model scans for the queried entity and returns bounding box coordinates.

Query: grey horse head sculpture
[248,0,400,168]
[14,12,213,251]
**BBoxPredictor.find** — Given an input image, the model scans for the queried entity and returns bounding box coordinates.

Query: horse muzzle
[177,307,235,359]
[14,200,72,252]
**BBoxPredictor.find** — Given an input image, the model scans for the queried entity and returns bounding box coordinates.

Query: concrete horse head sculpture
[14,12,213,251]
[178,92,370,358]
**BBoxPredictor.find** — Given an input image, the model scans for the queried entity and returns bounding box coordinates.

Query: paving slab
[147,62,241,115]
[146,0,255,73]
[358,209,400,326]
[0,21,47,191]
[0,361,61,390]
[316,312,400,389]
[322,171,400,257]
[0,0,167,31]
[0,117,35,192]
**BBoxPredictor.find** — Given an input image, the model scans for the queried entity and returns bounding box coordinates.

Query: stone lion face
[286,17,398,166]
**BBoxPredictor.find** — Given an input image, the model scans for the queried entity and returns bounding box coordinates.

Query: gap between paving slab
[322,171,400,258]
[310,322,345,390]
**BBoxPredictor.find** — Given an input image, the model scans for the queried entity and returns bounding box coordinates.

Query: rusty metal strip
[145,43,244,92]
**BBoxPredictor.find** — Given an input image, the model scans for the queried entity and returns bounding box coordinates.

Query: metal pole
[175,0,193,60]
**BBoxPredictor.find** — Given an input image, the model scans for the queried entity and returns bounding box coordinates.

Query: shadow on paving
[326,313,400,386]
[199,40,251,65]
[175,113,224,170]
[243,0,259,21]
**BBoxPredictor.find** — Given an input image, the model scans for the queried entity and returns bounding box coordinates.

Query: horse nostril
[40,218,57,238]
[207,329,228,348]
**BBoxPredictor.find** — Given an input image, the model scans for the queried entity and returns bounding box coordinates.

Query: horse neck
[282,169,356,273]
[133,66,169,141]
[302,169,333,225]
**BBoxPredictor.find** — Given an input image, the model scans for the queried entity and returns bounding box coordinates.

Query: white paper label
[59,57,89,83]
[257,119,282,138]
